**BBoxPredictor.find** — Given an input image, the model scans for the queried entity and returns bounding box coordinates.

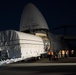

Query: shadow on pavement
[5,65,76,74]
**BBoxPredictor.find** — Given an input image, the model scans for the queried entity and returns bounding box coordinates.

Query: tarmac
[0,57,76,75]
[25,57,76,63]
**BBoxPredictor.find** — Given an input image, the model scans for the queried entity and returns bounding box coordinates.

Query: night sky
[0,0,76,36]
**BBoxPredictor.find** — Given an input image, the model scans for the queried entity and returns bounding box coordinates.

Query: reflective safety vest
[48,52,51,55]
[51,51,54,55]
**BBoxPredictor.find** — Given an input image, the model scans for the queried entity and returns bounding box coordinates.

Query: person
[47,51,53,61]
[71,50,74,57]
[65,50,69,58]
[62,50,65,58]
[58,50,62,58]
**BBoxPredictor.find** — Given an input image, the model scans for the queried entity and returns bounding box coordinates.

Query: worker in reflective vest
[48,51,53,61]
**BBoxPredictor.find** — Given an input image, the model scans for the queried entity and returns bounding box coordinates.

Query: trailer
[0,30,46,65]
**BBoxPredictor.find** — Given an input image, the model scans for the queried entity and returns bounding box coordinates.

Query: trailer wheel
[41,54,44,58]
[37,56,40,60]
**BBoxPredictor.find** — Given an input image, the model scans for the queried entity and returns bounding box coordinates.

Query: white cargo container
[0,30,45,62]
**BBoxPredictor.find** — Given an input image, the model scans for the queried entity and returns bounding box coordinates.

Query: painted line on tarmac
[5,63,76,67]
